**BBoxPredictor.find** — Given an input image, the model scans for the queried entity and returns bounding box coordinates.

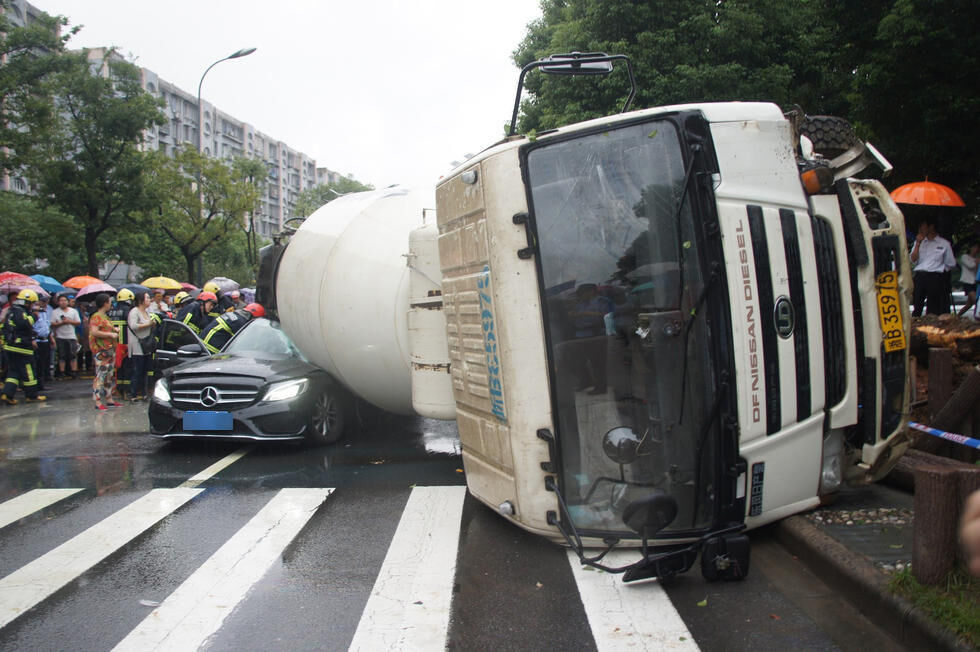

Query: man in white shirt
[51,294,81,379]
[148,289,169,315]
[910,218,956,316]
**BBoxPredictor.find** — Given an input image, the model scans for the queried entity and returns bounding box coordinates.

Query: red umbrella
[63,275,103,289]
[180,282,198,291]
[0,271,41,295]
[890,181,966,207]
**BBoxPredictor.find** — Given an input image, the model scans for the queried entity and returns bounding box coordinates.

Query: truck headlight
[263,378,308,402]
[153,378,171,403]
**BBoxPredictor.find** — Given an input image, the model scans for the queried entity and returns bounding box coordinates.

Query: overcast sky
[35,0,542,189]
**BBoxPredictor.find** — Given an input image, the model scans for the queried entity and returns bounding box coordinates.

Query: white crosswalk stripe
[0,488,84,530]
[113,487,333,652]
[349,485,467,651]
[0,482,698,650]
[568,550,698,650]
[0,487,202,629]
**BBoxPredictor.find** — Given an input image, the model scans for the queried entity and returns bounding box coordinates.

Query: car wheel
[307,383,346,444]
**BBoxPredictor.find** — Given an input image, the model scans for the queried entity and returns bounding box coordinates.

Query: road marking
[113,487,332,652]
[178,446,253,488]
[348,485,466,651]
[0,488,202,629]
[0,488,84,530]
[568,550,699,650]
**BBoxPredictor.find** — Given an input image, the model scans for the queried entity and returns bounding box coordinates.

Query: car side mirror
[177,343,205,358]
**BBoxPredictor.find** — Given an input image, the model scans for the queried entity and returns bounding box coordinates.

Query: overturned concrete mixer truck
[259,53,912,582]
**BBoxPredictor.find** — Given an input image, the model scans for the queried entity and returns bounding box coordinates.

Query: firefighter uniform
[200,309,253,354]
[207,293,235,320]
[2,300,43,403]
[146,311,163,385]
[108,298,133,398]
[176,299,212,335]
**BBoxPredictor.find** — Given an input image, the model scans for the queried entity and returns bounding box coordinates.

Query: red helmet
[197,291,217,302]
[244,303,265,318]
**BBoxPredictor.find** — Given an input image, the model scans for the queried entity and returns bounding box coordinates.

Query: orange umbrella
[63,275,102,289]
[890,181,966,207]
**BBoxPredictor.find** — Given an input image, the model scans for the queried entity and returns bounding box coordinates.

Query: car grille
[171,376,263,410]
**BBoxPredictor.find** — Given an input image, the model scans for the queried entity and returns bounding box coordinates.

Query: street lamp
[193,47,255,285]
[195,47,256,153]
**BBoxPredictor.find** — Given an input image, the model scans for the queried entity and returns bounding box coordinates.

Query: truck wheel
[307,383,346,445]
[800,115,860,158]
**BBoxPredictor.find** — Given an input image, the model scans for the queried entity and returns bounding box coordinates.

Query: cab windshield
[526,119,718,537]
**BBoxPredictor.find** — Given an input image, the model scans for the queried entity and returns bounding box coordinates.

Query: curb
[774,515,972,651]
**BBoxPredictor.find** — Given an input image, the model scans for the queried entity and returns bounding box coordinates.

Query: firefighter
[1,289,46,404]
[176,291,217,335]
[200,303,265,354]
[202,281,235,318]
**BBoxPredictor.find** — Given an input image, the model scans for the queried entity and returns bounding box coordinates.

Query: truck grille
[171,376,262,409]
[811,216,846,407]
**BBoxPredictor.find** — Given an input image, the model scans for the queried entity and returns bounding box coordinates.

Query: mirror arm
[508,53,636,137]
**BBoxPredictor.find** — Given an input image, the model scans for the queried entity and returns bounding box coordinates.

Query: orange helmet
[197,291,217,303]
[244,303,265,318]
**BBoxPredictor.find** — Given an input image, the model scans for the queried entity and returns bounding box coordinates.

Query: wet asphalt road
[0,379,903,651]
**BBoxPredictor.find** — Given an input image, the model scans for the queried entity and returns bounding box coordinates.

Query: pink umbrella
[75,281,117,301]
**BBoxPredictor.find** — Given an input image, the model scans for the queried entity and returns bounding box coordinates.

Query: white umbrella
[207,276,239,293]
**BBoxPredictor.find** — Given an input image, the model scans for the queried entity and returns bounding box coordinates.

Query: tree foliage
[0,191,83,278]
[512,0,980,213]
[28,51,166,276]
[0,2,76,174]
[293,176,374,218]
[144,146,262,282]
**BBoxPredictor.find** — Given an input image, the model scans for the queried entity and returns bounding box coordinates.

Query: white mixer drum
[276,186,434,414]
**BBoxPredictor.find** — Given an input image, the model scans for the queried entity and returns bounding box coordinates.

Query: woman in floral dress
[88,293,120,410]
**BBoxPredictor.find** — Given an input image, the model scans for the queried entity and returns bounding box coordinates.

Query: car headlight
[263,378,308,402]
[153,378,171,403]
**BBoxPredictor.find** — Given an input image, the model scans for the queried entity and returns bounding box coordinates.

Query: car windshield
[223,319,308,360]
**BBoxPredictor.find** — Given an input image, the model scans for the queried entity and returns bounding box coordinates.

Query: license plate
[875,271,906,353]
[183,411,233,431]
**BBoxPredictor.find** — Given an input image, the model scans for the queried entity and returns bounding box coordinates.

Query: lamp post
[194,47,256,285]
[195,47,256,153]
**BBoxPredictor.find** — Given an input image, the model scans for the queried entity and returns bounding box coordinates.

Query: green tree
[202,229,263,287]
[0,191,82,278]
[848,0,980,210]
[0,2,76,174]
[146,146,261,282]
[512,0,846,133]
[28,50,166,276]
[293,176,374,218]
[232,156,267,268]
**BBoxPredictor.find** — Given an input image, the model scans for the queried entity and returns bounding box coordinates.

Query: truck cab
[434,99,910,580]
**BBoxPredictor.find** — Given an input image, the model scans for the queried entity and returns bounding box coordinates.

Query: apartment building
[6,1,332,238]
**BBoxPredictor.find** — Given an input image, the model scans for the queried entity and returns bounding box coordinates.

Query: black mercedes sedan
[149,318,348,443]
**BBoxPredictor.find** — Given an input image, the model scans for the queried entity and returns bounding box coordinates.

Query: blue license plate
[183,411,233,431]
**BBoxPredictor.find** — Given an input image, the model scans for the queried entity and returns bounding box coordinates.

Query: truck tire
[800,115,860,158]
[307,381,346,445]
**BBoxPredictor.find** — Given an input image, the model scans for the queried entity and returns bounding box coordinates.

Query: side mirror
[603,426,643,464]
[622,492,678,536]
[177,343,205,358]
[540,53,613,75]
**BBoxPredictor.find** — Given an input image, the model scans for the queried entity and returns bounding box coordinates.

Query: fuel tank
[275,186,434,414]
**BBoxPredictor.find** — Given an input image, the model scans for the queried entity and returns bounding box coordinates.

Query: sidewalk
[774,481,975,651]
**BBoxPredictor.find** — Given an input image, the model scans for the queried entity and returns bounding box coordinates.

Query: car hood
[167,352,317,383]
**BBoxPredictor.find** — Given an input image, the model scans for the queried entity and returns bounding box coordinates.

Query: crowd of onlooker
[1,283,260,410]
